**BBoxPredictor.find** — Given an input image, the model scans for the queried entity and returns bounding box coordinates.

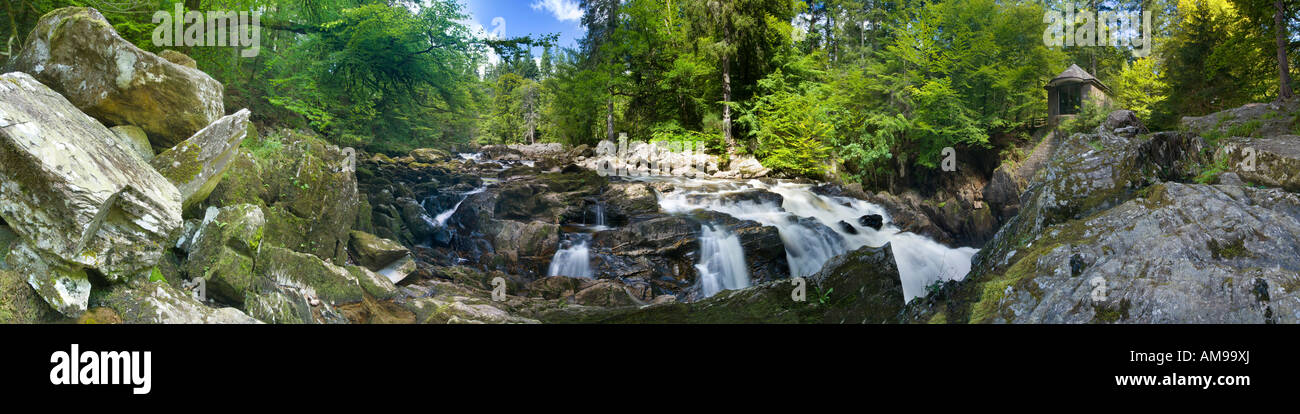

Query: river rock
[540,243,903,323]
[256,247,385,306]
[348,230,410,270]
[410,148,450,163]
[151,109,252,209]
[0,71,183,316]
[6,7,224,149]
[600,182,659,221]
[858,214,884,231]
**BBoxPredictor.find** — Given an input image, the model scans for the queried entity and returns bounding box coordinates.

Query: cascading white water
[654,177,977,301]
[432,186,487,227]
[695,224,751,297]
[548,234,594,278]
[590,202,607,228]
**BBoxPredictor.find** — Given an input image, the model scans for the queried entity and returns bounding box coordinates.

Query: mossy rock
[205,149,268,209]
[76,307,123,324]
[254,131,359,263]
[0,269,62,323]
[347,230,409,270]
[255,247,366,306]
[184,204,265,306]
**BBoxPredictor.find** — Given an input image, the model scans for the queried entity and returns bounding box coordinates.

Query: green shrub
[1226,119,1261,138]
[1060,102,1113,135]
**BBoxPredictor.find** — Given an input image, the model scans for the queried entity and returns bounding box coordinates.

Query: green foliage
[1194,155,1231,184]
[1161,0,1277,118]
[1060,102,1114,135]
[242,129,284,163]
[1226,119,1262,137]
[740,68,836,178]
[649,121,724,155]
[149,267,166,284]
[1114,57,1169,124]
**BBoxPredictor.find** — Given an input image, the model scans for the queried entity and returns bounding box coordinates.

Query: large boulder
[151,109,252,209]
[1214,136,1300,192]
[0,71,183,316]
[205,149,268,208]
[256,247,393,306]
[262,134,359,263]
[912,183,1300,324]
[599,182,660,222]
[183,205,264,306]
[348,230,410,270]
[6,7,224,149]
[905,106,1297,324]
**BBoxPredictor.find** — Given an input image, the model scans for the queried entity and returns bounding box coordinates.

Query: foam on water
[654,177,976,301]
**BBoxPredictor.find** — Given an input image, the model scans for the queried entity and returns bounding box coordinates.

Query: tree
[1229,0,1296,99]
[1162,0,1274,116]
[680,0,797,155]
[1114,57,1170,122]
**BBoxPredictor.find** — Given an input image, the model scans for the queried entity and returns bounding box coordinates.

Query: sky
[461,0,587,51]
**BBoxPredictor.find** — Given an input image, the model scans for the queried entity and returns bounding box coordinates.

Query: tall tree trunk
[1276,0,1294,100]
[607,95,615,141]
[722,50,734,154]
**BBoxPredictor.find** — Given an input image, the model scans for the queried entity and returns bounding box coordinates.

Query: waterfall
[548,233,593,278]
[655,177,977,301]
[588,201,607,228]
[432,186,487,227]
[695,224,751,298]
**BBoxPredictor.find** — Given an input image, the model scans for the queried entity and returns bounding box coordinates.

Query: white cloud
[530,0,584,22]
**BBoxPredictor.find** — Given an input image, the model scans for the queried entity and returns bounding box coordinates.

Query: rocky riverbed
[3,7,1299,325]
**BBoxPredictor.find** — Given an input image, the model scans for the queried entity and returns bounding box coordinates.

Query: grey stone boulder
[920,183,1300,324]
[151,109,252,209]
[1214,136,1300,193]
[348,230,410,271]
[6,7,224,150]
[1103,109,1147,135]
[0,71,183,316]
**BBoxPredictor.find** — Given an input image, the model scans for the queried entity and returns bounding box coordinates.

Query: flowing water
[695,224,751,297]
[652,177,977,301]
[547,233,594,278]
[432,186,487,226]
[461,149,976,302]
[587,201,608,229]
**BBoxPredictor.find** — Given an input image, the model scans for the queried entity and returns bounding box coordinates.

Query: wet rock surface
[538,243,903,323]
